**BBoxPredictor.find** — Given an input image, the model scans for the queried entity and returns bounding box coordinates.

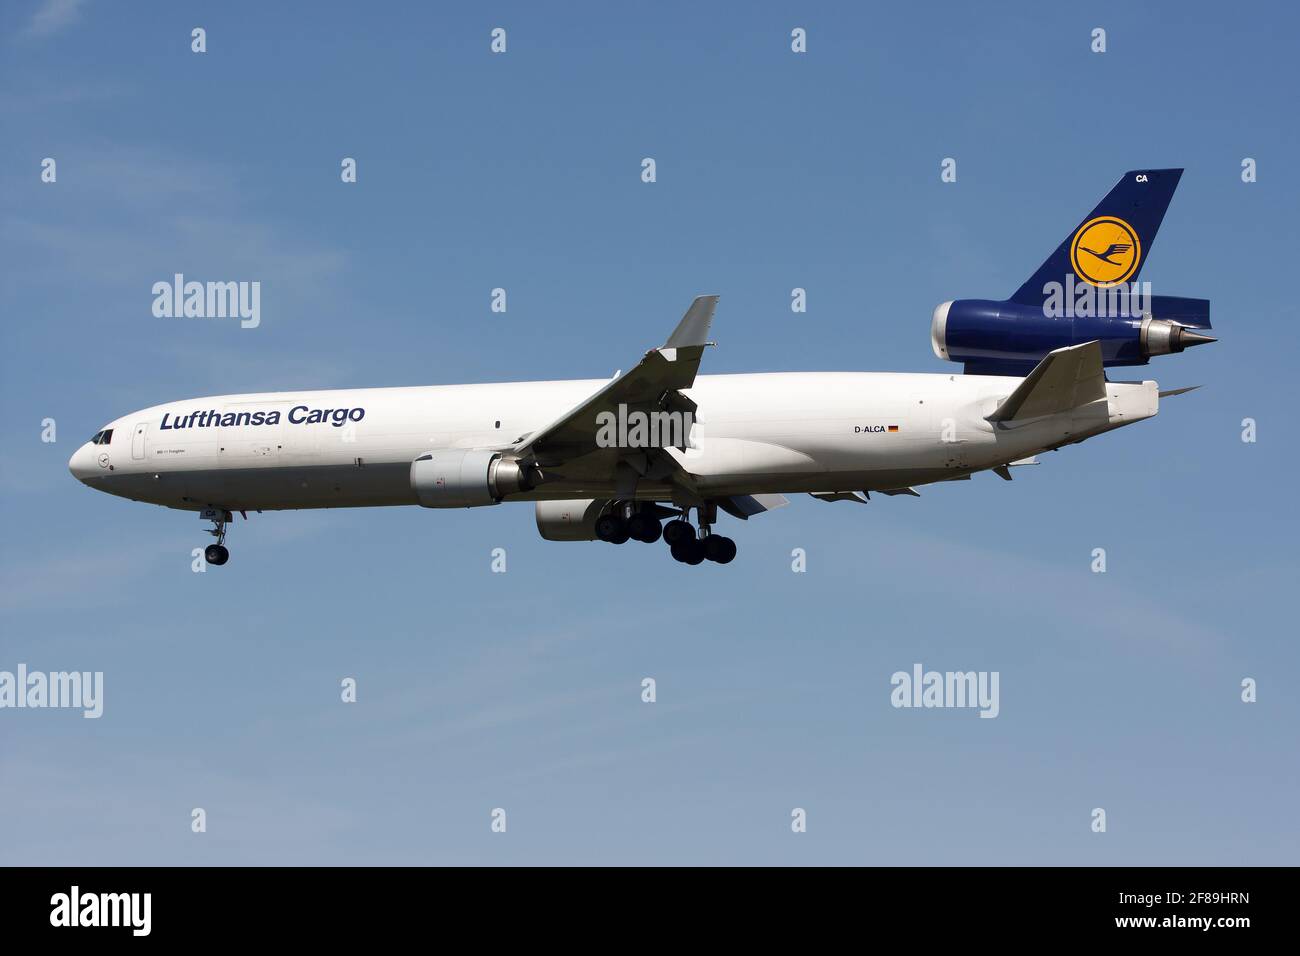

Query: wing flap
[717,493,789,520]
[810,491,869,504]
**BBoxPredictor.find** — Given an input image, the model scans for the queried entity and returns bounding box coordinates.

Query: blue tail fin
[1009,169,1183,306]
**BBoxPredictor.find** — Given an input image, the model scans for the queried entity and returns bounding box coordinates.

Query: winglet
[665,295,718,349]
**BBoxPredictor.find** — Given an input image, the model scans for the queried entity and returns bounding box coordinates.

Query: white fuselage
[68,371,1159,512]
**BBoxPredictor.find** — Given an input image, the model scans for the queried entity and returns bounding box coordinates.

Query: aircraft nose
[68,443,97,483]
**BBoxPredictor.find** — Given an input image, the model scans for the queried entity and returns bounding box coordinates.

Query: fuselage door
[131,422,147,460]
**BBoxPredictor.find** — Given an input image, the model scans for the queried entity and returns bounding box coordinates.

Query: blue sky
[1,0,1296,865]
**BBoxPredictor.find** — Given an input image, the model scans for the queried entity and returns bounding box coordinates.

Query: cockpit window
[90,431,103,444]
[89,429,114,445]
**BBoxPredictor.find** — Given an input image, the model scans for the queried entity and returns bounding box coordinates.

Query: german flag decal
[888,425,900,432]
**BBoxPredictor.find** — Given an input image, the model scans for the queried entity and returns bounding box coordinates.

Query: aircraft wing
[510,296,717,477]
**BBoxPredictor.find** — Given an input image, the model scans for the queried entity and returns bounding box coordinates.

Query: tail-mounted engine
[934,168,1217,376]
[931,296,1214,377]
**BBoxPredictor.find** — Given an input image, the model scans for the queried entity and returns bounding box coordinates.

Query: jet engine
[931,296,1214,376]
[535,499,606,541]
[411,449,534,508]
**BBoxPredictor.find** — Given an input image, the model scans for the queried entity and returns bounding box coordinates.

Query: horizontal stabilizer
[987,341,1106,424]
[1158,385,1202,398]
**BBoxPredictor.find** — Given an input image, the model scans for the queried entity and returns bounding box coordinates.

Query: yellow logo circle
[1070,216,1141,286]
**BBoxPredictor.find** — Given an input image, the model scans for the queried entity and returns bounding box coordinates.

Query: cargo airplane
[70,170,1213,566]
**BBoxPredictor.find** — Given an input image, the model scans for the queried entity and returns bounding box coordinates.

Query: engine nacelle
[535,499,607,541]
[931,295,1212,375]
[411,449,534,508]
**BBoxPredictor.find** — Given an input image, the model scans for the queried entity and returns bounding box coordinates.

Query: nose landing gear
[201,508,232,566]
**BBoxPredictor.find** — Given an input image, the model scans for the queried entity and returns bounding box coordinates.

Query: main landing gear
[201,508,232,566]
[666,511,736,566]
[596,502,736,565]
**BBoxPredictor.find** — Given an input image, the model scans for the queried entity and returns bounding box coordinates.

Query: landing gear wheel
[662,519,693,547]
[703,535,737,564]
[595,514,629,544]
[626,513,662,543]
[670,538,706,565]
[204,544,229,566]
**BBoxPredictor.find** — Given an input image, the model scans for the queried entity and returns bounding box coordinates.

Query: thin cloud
[22,0,89,38]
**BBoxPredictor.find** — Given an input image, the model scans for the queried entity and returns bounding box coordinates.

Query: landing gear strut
[201,508,232,566]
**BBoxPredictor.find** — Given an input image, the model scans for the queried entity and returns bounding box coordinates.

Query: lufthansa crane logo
[1070,216,1141,286]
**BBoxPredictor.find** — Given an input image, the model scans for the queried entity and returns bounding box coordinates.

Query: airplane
[69,169,1213,567]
